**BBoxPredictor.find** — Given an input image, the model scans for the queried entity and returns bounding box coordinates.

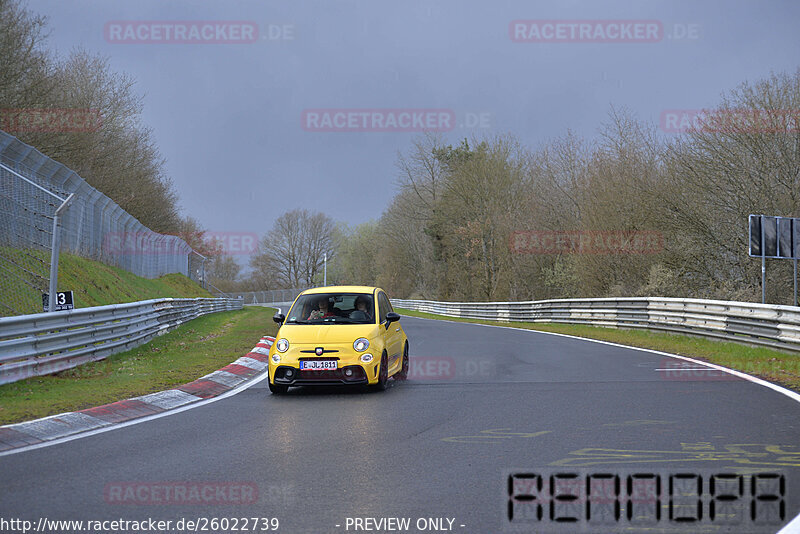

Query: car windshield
[285,293,374,325]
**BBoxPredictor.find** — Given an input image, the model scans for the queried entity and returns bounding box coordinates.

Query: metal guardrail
[0,297,243,385]
[392,297,800,353]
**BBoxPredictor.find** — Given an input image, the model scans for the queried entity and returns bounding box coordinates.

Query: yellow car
[267,286,409,394]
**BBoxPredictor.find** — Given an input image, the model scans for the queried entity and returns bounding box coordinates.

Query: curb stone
[0,336,274,451]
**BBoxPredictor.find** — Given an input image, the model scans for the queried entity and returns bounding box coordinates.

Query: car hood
[277,324,381,345]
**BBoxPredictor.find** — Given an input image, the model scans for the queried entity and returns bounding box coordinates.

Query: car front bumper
[271,364,372,386]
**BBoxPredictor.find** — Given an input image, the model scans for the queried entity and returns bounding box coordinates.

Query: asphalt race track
[1,316,799,533]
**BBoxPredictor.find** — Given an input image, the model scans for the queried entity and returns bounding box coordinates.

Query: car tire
[269,377,288,395]
[395,344,409,380]
[372,352,389,391]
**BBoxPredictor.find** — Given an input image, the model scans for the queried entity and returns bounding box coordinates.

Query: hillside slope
[1,251,211,316]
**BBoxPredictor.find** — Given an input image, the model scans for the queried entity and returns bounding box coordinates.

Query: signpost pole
[48,193,75,313]
[761,218,766,304]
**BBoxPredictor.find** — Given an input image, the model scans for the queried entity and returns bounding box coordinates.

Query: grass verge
[0,306,277,425]
[395,307,800,393]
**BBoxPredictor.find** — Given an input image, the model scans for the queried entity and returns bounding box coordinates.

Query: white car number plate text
[300,360,337,370]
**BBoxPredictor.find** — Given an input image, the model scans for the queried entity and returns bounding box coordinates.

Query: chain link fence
[188,251,207,290]
[0,129,201,317]
[210,288,309,305]
[0,159,58,316]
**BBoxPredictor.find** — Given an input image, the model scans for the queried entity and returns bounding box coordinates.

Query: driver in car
[308,297,336,320]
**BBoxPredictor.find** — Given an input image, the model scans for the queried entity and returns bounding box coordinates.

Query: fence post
[47,193,75,312]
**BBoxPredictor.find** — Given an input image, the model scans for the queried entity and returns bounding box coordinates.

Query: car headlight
[276,338,289,353]
[360,353,373,363]
[353,338,369,352]
[271,353,281,364]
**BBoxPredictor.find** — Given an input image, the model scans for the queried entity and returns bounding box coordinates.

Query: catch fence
[212,288,309,306]
[0,129,202,316]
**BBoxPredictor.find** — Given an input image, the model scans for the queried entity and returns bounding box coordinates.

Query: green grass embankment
[1,249,212,316]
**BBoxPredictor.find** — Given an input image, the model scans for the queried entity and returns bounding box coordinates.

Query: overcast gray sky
[32,0,800,248]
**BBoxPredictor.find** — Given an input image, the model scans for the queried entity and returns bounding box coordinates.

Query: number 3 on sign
[42,290,74,312]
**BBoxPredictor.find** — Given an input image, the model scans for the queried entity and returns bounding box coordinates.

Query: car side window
[378,292,388,323]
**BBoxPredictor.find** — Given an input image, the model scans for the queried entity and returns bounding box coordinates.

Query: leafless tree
[207,254,242,291]
[251,209,335,288]
[0,0,54,109]
[1,1,181,233]
[366,71,800,304]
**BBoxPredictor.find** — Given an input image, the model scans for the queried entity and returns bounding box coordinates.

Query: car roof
[300,286,382,295]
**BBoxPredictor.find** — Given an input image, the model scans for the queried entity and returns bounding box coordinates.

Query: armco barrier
[392,297,800,353]
[0,297,243,385]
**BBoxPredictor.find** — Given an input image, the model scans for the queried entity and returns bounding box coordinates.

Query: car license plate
[300,360,337,370]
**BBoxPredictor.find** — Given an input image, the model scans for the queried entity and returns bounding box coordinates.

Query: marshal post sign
[42,291,74,312]
[749,215,800,305]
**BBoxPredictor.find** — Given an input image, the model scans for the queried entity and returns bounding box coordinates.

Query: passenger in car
[352,295,372,321]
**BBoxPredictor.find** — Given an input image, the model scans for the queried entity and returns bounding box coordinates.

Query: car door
[379,291,403,370]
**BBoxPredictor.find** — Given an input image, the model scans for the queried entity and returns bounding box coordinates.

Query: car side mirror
[273,313,285,325]
[385,312,400,328]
